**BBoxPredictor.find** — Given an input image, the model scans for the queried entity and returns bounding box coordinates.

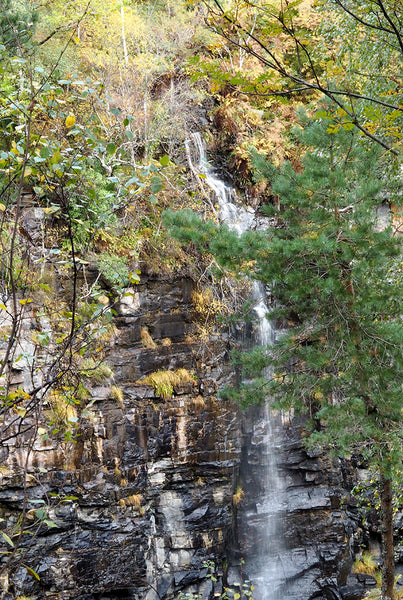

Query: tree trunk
[120,1,129,67]
[380,475,395,600]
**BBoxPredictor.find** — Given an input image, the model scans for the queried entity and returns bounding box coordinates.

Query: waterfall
[186,133,286,600]
[185,133,255,235]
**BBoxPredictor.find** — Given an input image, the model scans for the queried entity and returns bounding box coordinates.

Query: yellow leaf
[0,202,6,211]
[65,114,76,128]
[0,303,7,310]
[18,298,33,305]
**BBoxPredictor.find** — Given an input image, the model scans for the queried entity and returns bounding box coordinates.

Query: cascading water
[186,133,287,600]
[185,133,255,235]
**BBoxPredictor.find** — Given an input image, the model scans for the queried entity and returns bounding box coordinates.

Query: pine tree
[164,111,403,599]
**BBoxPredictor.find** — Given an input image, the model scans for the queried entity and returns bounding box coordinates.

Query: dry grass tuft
[119,494,143,508]
[353,551,378,576]
[191,395,205,408]
[140,327,157,349]
[126,494,142,507]
[233,485,245,506]
[110,385,124,406]
[139,369,195,400]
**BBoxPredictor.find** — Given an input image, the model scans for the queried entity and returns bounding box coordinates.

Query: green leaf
[35,508,47,520]
[126,176,139,187]
[44,519,58,528]
[129,271,140,284]
[106,143,117,156]
[159,154,169,166]
[23,564,40,580]
[41,146,51,158]
[1,532,14,547]
[150,177,163,194]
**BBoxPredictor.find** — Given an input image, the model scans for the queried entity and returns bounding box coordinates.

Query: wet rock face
[0,276,359,600]
[0,276,241,600]
[232,410,359,600]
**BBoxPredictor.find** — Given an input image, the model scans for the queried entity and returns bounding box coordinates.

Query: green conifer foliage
[164,110,403,598]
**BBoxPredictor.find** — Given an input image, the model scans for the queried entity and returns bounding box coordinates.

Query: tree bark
[380,475,395,600]
[120,1,129,67]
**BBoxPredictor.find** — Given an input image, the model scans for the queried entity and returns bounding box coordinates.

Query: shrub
[79,358,113,382]
[95,253,131,289]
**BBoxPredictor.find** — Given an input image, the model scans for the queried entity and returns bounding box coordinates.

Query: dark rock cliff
[0,276,361,600]
[232,409,360,600]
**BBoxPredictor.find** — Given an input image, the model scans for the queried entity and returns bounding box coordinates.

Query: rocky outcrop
[0,276,241,599]
[0,275,361,600]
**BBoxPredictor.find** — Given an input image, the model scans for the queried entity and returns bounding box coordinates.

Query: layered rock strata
[0,276,361,600]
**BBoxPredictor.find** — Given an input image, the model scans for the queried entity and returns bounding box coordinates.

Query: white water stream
[186,133,286,600]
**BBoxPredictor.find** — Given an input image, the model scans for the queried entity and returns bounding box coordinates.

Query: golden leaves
[65,114,76,128]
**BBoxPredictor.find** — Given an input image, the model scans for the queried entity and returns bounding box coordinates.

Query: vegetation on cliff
[166,2,403,598]
[0,0,402,599]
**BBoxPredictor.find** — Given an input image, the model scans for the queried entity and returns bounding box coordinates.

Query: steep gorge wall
[0,275,242,599]
[0,274,362,600]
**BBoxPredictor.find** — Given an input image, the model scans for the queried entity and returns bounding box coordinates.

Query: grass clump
[353,551,378,576]
[140,368,195,400]
[140,326,157,349]
[110,385,124,406]
[191,395,205,408]
[365,586,403,599]
[79,358,113,382]
[46,391,78,429]
[119,494,143,509]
